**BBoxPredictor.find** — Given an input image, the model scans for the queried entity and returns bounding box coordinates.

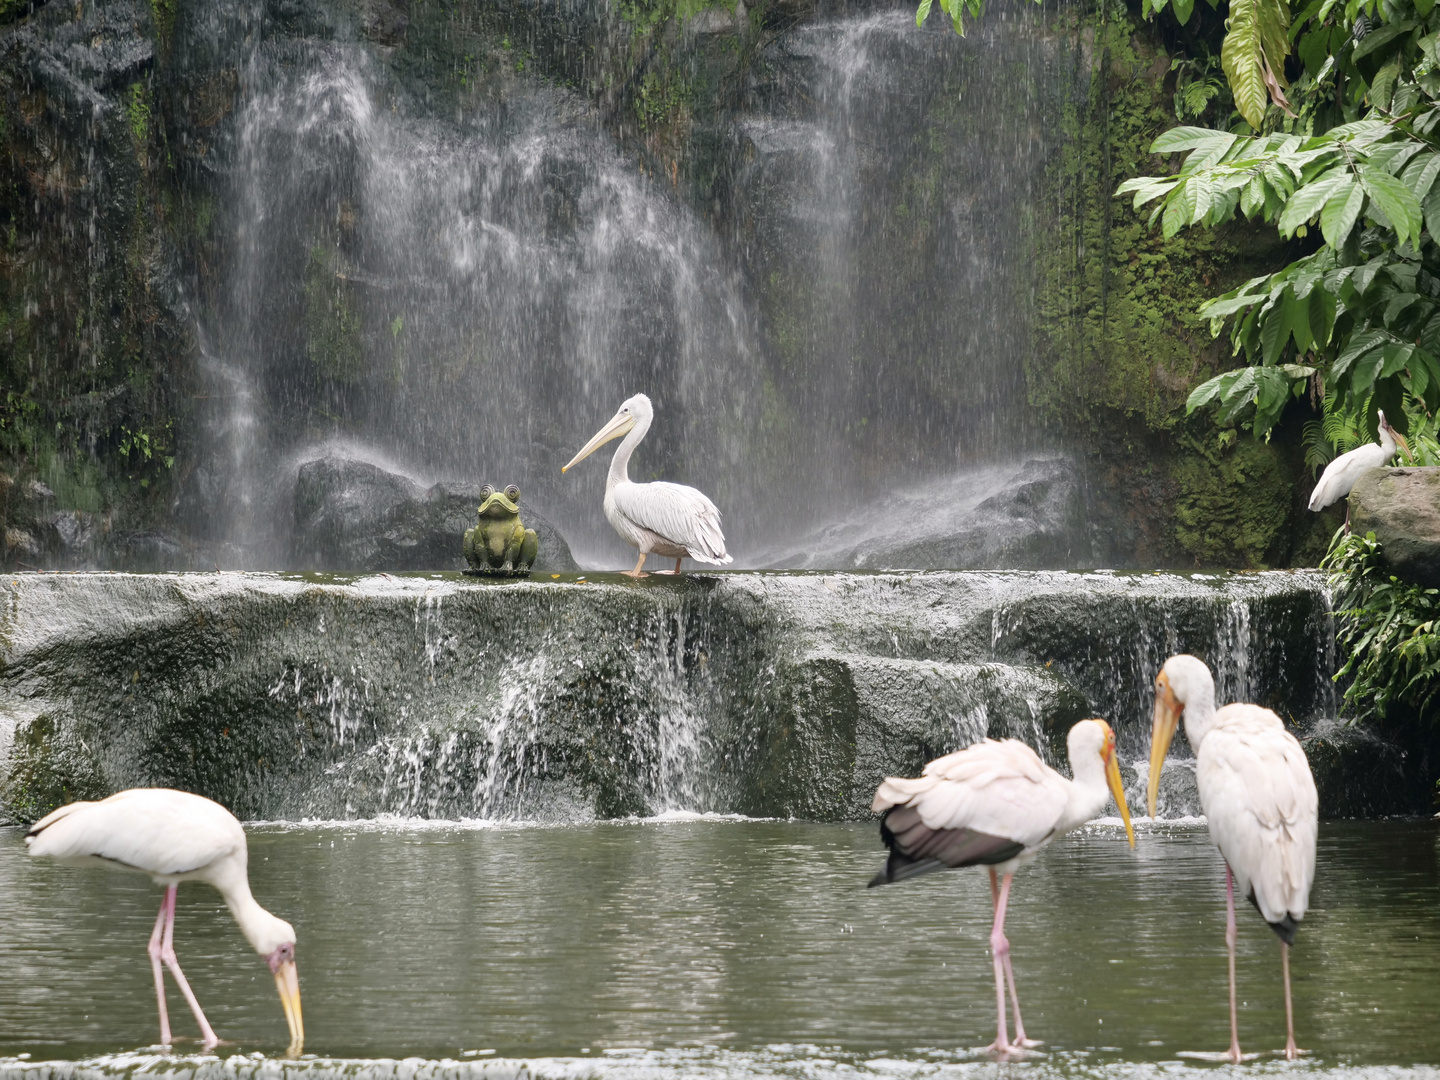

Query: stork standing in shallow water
[869,720,1135,1057]
[26,788,304,1054]
[1147,655,1317,1062]
[563,393,732,577]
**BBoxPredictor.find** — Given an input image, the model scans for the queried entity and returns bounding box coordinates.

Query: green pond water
[0,819,1436,1080]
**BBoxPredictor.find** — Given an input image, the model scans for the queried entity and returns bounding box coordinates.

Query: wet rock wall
[1,568,1394,827]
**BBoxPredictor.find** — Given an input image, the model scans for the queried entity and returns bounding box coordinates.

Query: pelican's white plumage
[27,788,303,1052]
[563,393,732,577]
[1308,408,1410,512]
[1148,656,1318,1062]
[870,721,1134,1056]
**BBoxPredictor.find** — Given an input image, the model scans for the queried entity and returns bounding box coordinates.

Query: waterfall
[162,0,1090,569]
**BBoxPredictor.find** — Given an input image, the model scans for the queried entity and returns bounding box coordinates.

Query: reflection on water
[1,820,1437,1074]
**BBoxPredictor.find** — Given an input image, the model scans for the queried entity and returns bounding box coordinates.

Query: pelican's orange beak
[1096,720,1135,848]
[274,959,303,1056]
[1147,673,1182,819]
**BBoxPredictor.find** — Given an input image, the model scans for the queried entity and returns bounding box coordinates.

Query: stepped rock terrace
[0,569,1359,825]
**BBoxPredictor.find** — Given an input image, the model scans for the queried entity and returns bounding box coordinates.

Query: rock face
[1,568,1390,826]
[1349,467,1440,587]
[290,457,578,573]
[757,457,1094,570]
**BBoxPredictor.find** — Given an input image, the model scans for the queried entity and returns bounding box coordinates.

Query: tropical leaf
[1320,179,1366,246]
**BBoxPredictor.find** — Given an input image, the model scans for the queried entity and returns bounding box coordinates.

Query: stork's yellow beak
[1147,674,1182,819]
[1395,430,1414,464]
[274,959,303,1056]
[1096,720,1135,848]
[563,411,636,472]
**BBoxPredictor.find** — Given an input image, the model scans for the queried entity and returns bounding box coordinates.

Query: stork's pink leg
[1225,866,1243,1064]
[1281,942,1299,1059]
[157,884,220,1049]
[988,869,1038,1047]
[986,872,1016,1056]
[147,894,172,1045]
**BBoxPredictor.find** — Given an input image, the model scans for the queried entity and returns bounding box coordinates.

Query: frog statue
[463,484,540,576]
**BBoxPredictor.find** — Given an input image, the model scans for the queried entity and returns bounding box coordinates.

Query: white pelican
[1148,655,1317,1062]
[26,788,304,1053]
[1308,409,1410,523]
[562,393,732,577]
[869,720,1135,1056]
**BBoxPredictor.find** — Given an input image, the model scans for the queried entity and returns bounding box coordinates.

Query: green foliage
[1325,529,1440,723]
[618,0,729,37]
[148,0,176,45]
[1222,0,1294,128]
[1144,0,1294,126]
[1119,0,1440,441]
[1173,49,1233,122]
[915,0,1037,35]
[127,81,150,147]
[1303,388,1369,471]
[1303,385,1440,470]
[1034,13,1291,431]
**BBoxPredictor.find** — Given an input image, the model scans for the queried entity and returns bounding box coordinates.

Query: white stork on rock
[1308,409,1411,525]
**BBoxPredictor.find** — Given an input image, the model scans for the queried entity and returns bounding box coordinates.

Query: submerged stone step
[0,568,1367,824]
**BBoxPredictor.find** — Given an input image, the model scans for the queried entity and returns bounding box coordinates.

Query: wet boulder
[1349,467,1440,587]
[760,456,1093,570]
[291,456,578,573]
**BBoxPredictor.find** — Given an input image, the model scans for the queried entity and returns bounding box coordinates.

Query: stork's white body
[870,722,1132,1056]
[871,735,1117,877]
[1194,704,1318,929]
[1308,411,1403,511]
[1150,656,1318,1061]
[26,788,302,1051]
[564,393,731,575]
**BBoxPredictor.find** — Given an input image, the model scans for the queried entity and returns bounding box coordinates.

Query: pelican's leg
[1224,866,1243,1064]
[986,872,1015,1056]
[673,557,683,575]
[157,884,220,1049]
[1281,942,1300,1060]
[984,869,1042,1048]
[622,551,649,578]
[147,893,173,1046]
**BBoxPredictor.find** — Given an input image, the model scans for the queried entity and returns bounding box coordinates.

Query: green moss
[0,711,106,826]
[127,81,150,149]
[1170,434,1291,566]
[148,0,176,46]
[1029,8,1307,566]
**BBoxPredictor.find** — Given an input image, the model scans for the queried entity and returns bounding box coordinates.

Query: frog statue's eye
[505,485,520,501]
[480,485,494,500]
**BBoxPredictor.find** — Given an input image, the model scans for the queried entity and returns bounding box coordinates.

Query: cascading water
[0,569,1356,825]
[185,36,764,568]
[167,0,1093,569]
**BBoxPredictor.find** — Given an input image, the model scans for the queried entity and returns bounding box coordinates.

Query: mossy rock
[1170,436,1292,568]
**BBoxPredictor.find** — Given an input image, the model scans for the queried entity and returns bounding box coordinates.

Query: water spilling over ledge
[0,569,1387,825]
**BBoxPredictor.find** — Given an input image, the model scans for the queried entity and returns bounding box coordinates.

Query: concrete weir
[0,569,1363,825]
